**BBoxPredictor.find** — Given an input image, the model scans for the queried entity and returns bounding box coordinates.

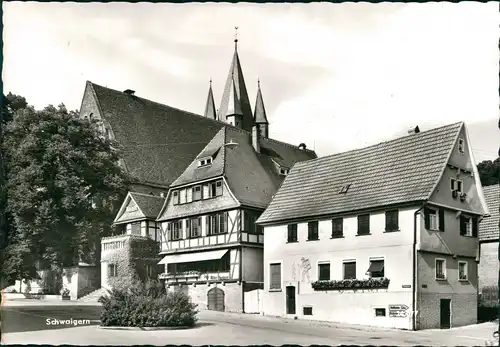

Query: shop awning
[158,249,228,265]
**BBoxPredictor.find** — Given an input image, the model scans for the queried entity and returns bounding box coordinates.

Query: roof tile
[479,184,499,242]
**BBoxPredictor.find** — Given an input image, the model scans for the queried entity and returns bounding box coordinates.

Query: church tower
[203,79,217,120]
[217,29,254,132]
[253,79,269,138]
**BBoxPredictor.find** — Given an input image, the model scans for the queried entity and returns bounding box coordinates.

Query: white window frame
[463,216,472,237]
[317,260,331,281]
[342,259,357,280]
[458,260,468,281]
[108,263,118,278]
[458,138,465,153]
[435,258,446,280]
[268,261,283,292]
[429,208,439,231]
[280,168,290,175]
[451,178,463,193]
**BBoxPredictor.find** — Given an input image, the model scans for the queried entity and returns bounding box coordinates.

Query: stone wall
[417,293,477,329]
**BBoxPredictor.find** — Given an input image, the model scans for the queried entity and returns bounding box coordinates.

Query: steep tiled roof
[203,82,217,120]
[254,81,268,124]
[479,184,499,242]
[171,126,317,208]
[258,122,464,225]
[88,82,225,187]
[217,47,254,132]
[130,192,165,219]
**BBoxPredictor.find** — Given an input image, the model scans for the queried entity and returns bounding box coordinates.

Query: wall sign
[402,284,411,288]
[388,304,409,318]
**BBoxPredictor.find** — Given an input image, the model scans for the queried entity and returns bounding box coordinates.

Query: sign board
[402,285,411,288]
[388,304,409,318]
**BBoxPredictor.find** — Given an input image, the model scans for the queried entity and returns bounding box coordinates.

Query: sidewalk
[2,297,102,307]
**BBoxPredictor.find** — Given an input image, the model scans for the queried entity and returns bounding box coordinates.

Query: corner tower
[217,30,253,132]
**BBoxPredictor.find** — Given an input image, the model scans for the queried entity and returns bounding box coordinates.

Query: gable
[258,122,463,225]
[114,194,146,224]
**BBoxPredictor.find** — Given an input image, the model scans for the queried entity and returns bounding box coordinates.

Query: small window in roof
[198,157,213,167]
[279,168,289,176]
[339,184,351,194]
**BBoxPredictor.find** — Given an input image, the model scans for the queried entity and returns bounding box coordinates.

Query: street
[1,300,497,346]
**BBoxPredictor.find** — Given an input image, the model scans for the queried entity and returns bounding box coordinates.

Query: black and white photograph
[1,1,499,346]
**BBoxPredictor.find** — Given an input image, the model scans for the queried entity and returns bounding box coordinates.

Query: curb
[98,325,193,331]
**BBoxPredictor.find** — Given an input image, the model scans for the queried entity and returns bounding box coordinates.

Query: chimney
[124,89,135,95]
[407,126,420,135]
[252,125,260,153]
[298,143,307,150]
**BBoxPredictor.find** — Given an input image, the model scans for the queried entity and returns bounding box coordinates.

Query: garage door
[207,287,225,311]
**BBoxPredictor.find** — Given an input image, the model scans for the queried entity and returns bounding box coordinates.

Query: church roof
[86,81,224,187]
[171,126,317,209]
[254,81,268,124]
[258,122,467,225]
[217,44,254,132]
[479,184,499,242]
[203,81,217,120]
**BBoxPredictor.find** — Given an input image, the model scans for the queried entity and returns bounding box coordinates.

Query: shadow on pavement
[1,305,101,333]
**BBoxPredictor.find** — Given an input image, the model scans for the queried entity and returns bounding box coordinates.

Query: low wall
[3,293,62,301]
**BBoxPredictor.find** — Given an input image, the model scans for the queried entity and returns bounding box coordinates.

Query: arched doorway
[207,287,225,311]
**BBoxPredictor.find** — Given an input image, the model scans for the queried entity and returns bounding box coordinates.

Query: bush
[479,303,499,323]
[99,280,198,327]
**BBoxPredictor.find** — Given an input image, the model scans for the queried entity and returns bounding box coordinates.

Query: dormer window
[198,157,213,167]
[458,138,465,153]
[280,168,290,176]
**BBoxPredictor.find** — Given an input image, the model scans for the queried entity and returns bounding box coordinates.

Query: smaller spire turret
[254,79,269,138]
[203,78,217,120]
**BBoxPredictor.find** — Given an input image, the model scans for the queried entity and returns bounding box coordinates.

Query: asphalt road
[1,302,496,346]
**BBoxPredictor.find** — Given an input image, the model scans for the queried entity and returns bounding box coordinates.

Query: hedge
[99,279,198,327]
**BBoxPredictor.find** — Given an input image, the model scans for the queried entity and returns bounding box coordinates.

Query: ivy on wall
[311,277,390,291]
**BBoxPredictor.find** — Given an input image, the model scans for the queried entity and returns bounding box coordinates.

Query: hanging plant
[311,277,390,291]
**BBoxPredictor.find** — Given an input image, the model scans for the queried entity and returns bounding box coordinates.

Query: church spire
[217,28,253,132]
[203,78,216,120]
[254,78,269,138]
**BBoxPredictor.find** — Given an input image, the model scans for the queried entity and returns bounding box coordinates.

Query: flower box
[311,277,390,291]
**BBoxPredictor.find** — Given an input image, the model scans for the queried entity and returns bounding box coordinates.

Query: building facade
[478,184,499,305]
[257,123,489,330]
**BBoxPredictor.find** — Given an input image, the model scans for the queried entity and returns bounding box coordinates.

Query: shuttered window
[424,208,445,231]
[343,261,356,279]
[287,224,298,242]
[385,210,399,232]
[193,186,202,201]
[331,218,343,238]
[269,263,281,290]
[357,214,370,235]
[318,262,330,281]
[207,212,228,235]
[308,221,319,240]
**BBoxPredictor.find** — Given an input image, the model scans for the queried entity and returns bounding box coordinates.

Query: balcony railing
[101,234,150,252]
[159,270,231,282]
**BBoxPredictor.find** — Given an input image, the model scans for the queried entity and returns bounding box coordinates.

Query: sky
[3,2,499,163]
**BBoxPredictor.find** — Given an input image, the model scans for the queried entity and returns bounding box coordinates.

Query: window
[168,220,183,240]
[357,214,370,235]
[307,221,319,241]
[108,264,118,277]
[343,261,356,280]
[318,262,330,281]
[207,180,223,198]
[331,218,343,238]
[451,178,463,193]
[193,186,202,201]
[339,184,351,194]
[146,264,154,278]
[303,307,313,316]
[179,189,187,204]
[198,157,213,167]
[385,210,399,232]
[172,191,179,205]
[244,211,263,234]
[460,215,478,237]
[458,261,468,280]
[186,187,193,203]
[269,263,282,291]
[187,217,202,238]
[424,207,444,231]
[375,308,386,317]
[435,258,446,280]
[207,212,228,235]
[367,259,385,278]
[287,224,298,242]
[130,222,141,235]
[280,168,290,175]
[458,138,465,153]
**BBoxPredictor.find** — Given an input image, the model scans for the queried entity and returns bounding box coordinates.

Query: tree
[2,103,129,282]
[477,158,500,187]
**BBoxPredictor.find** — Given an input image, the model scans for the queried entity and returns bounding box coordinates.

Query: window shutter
[206,216,210,235]
[459,216,466,235]
[186,219,191,236]
[167,222,172,240]
[438,209,445,231]
[224,212,229,233]
[385,212,391,231]
[424,208,430,230]
[472,217,478,237]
